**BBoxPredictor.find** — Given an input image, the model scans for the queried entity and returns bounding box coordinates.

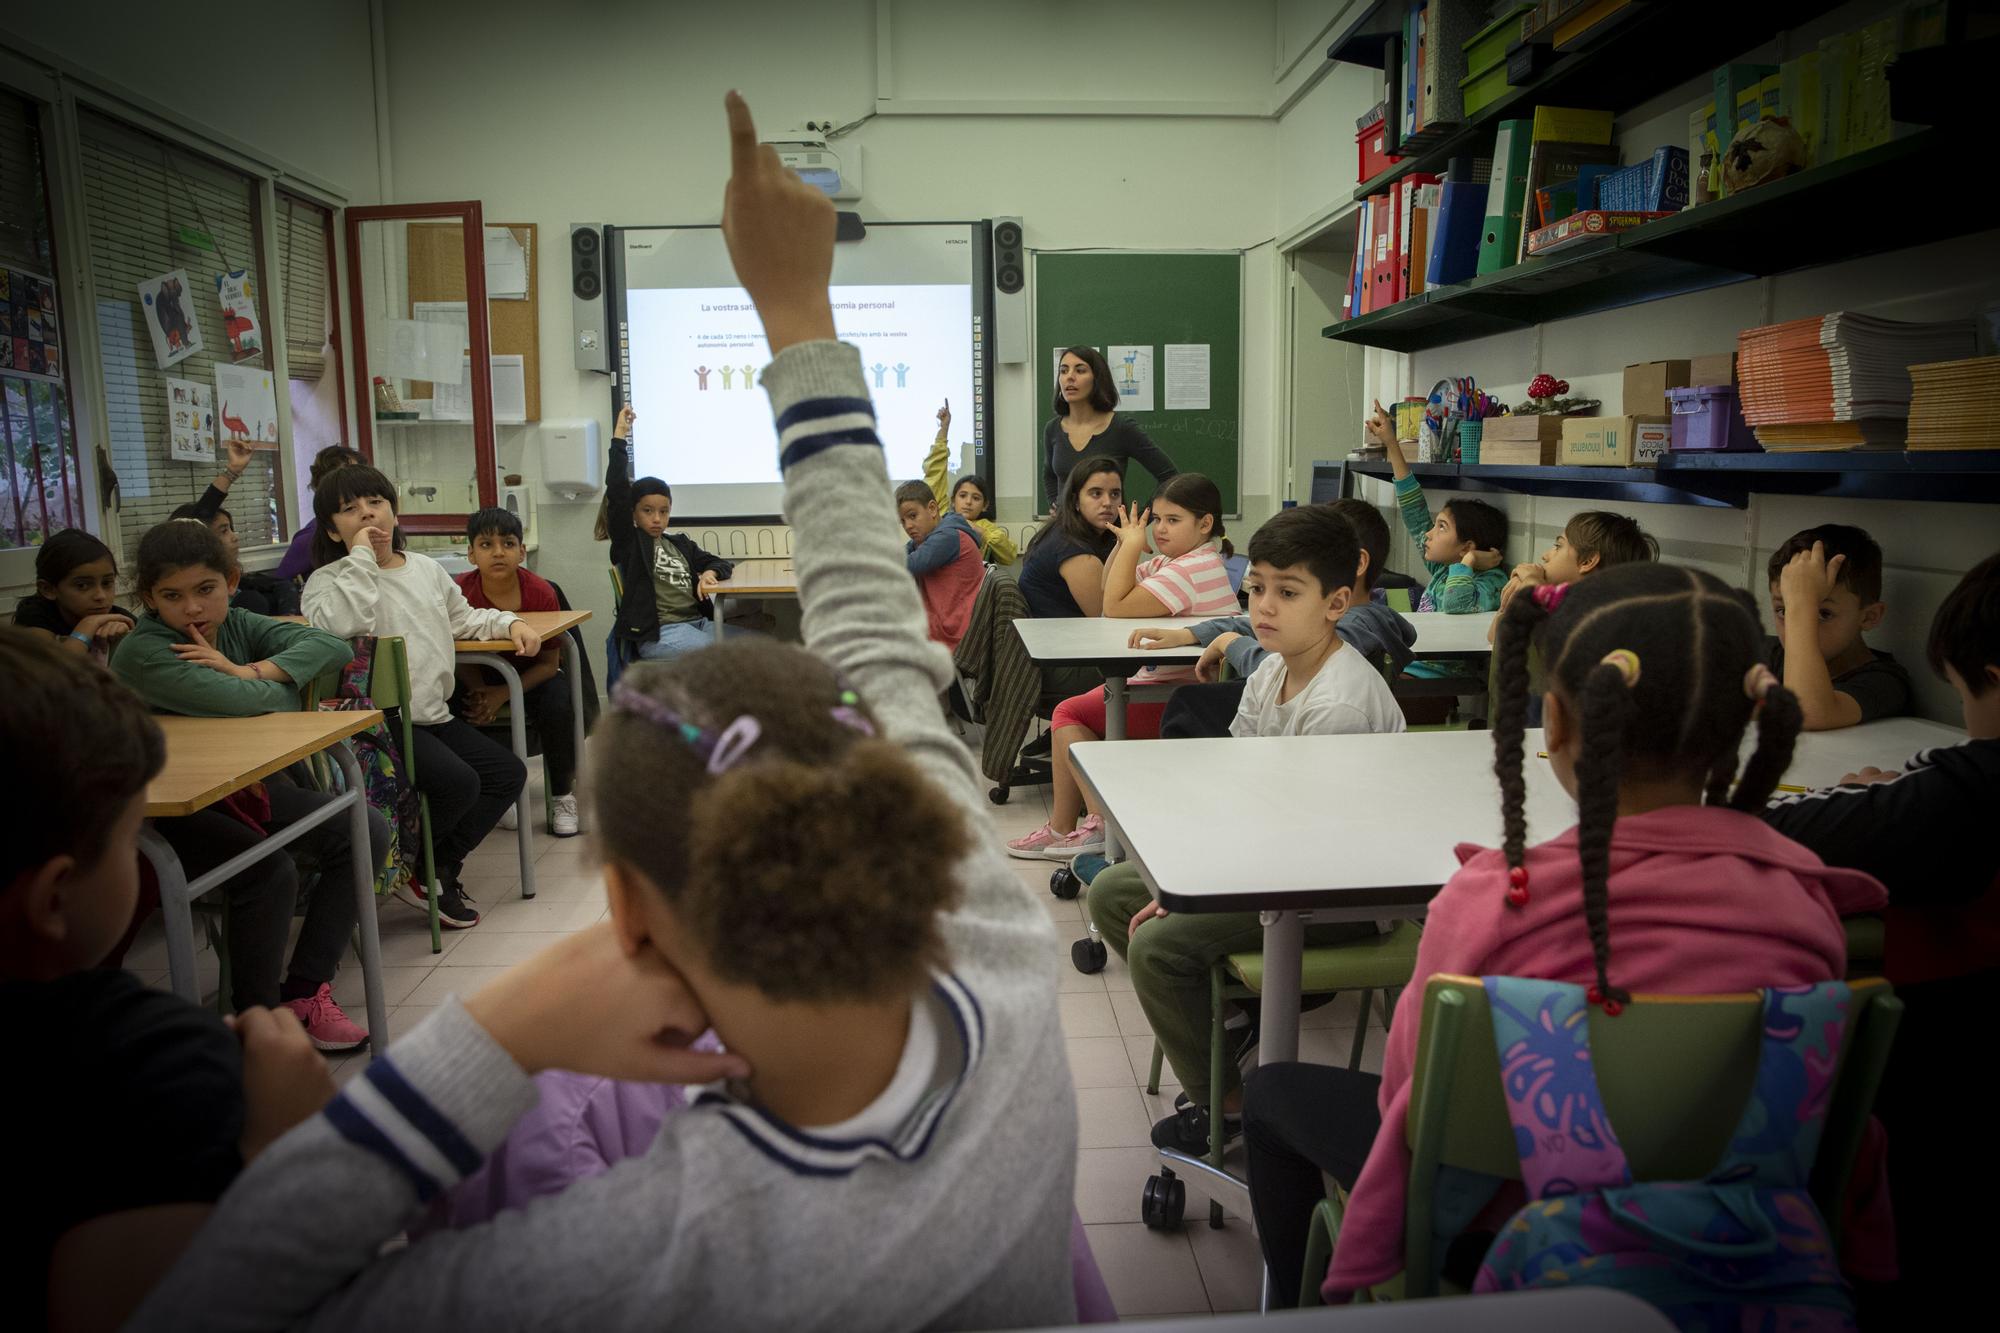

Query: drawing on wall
[214,270,263,362]
[137,269,202,369]
[212,362,280,449]
[0,265,64,383]
[164,375,216,462]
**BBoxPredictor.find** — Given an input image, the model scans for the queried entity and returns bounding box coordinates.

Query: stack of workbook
[1905,356,2000,451]
[1736,313,1975,451]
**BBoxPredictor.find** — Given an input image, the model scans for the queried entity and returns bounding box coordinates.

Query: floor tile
[372,912,466,963]
[514,873,608,902]
[1057,991,1118,1039]
[1123,1034,1167,1090]
[1074,1147,1166,1225]
[473,897,606,933]
[1054,937,1107,993]
[331,964,432,1008]
[1109,989,1153,1039]
[1067,1037,1139,1089]
[440,930,573,966]
[1189,1216,1266,1312]
[1083,1223,1211,1317]
[1100,946,1135,992]
[1075,1085,1153,1150]
[404,965,512,1006]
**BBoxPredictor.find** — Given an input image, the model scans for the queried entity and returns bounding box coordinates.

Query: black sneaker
[434,876,481,929]
[1151,1102,1240,1155]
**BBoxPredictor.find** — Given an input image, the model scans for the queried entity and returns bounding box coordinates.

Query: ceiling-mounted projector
[766,132,863,201]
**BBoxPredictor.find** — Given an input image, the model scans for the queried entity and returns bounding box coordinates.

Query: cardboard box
[1623,360,1690,418]
[1560,415,1671,467]
[1689,351,1735,387]
[1477,414,1564,464]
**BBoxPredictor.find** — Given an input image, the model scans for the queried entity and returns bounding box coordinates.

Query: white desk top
[1012,610,1494,670]
[1073,717,1969,915]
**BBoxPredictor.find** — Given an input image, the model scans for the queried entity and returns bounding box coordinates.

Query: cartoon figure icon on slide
[694,365,711,390]
[893,363,910,388]
[870,363,888,388]
[720,365,737,390]
[740,364,756,388]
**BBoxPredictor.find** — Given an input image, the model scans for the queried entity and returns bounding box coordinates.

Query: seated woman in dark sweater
[1042,346,1177,510]
[1017,455,1122,620]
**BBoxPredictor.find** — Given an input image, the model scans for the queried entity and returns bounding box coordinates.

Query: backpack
[316,636,424,895]
[1473,977,1856,1331]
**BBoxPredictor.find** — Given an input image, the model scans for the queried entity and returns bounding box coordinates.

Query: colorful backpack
[1473,977,1856,1331]
[316,636,423,895]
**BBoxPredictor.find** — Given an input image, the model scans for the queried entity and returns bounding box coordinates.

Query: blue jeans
[635,618,747,661]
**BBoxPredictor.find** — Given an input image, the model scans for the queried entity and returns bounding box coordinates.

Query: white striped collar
[691,973,985,1178]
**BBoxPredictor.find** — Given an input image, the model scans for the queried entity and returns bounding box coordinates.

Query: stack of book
[1736,313,1976,451]
[1905,356,2000,451]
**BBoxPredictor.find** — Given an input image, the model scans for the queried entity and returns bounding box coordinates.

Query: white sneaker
[496,803,519,831]
[551,794,579,837]
[1041,814,1106,860]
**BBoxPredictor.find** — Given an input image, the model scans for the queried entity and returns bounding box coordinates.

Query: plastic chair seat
[1226,921,1422,995]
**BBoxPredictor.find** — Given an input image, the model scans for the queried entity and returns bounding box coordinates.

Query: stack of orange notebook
[1736,313,1975,450]
[1905,356,2000,451]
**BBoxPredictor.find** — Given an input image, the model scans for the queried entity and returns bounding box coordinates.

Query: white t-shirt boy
[1230,641,1406,738]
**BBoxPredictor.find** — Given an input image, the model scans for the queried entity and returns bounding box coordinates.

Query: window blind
[276,191,330,382]
[78,108,282,552]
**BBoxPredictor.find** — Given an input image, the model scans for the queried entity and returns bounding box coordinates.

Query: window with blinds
[276,191,331,382]
[78,107,284,552]
[0,87,86,550]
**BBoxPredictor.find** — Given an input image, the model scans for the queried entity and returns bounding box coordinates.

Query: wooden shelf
[1331,1,1846,199]
[1342,451,2000,509]
[1323,131,1990,352]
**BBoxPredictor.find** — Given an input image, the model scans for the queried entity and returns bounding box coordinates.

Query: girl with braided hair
[1243,562,1891,1306]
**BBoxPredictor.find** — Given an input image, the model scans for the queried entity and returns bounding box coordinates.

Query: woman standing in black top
[1042,346,1178,510]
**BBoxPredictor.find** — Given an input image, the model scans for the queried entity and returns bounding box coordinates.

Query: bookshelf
[1341,451,2000,510]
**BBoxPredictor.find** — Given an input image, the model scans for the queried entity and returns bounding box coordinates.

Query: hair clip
[830,686,876,737]
[1599,649,1641,687]
[612,681,763,775]
[1742,663,1778,702]
[1529,582,1570,613]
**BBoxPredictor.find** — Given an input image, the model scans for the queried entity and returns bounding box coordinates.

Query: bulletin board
[1033,251,1241,513]
[404,221,540,421]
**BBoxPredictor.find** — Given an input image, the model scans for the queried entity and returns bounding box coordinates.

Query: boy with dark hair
[1089,503,1406,1155]
[603,421,738,664]
[453,507,579,836]
[170,438,300,615]
[894,477,985,651]
[0,627,333,1331]
[1762,551,2000,1316]
[1768,523,1912,730]
[1141,498,1417,739]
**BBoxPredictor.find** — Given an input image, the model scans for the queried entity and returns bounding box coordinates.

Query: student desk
[454,608,591,900]
[140,711,390,1045]
[709,558,797,632]
[1398,610,1495,659]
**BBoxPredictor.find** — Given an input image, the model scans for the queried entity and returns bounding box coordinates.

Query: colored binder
[1477,118,1533,276]
[1408,181,1441,296]
[1368,193,1395,311]
[1428,179,1488,288]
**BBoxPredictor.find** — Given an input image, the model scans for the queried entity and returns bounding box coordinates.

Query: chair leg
[1347,990,1372,1071]
[1209,964,1229,1173]
[419,793,441,953]
[1147,1040,1164,1097]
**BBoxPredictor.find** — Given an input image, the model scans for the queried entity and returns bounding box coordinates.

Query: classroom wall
[375,0,1337,680]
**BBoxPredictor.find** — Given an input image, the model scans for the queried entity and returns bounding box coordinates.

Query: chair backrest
[1384,587,1414,614]
[609,565,625,603]
[1222,551,1249,594]
[365,635,421,783]
[1401,973,1900,1296]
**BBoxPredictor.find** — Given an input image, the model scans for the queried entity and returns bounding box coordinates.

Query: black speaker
[571,223,607,372]
[993,218,1024,293]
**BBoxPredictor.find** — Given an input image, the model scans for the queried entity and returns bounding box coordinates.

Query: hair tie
[1599,649,1641,687]
[1743,664,1778,703]
[611,681,763,775]
[1530,582,1570,613]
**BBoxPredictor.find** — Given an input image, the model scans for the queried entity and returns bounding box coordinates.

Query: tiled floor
[121,746,1385,1318]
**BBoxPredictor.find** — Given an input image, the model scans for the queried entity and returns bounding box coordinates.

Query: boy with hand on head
[1768,523,1912,730]
[923,399,1016,564]
[603,406,740,663]
[0,627,335,1333]
[169,438,298,616]
[454,507,580,836]
[1762,551,2000,1317]
[1134,498,1416,739]
[896,474,986,652]
[1367,400,1507,615]
[1087,504,1406,1157]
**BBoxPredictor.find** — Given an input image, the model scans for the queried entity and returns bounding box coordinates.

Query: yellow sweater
[924,426,1017,565]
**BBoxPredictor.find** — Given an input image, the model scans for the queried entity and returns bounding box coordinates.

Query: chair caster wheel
[1072,936,1107,974]
[1141,1171,1186,1230]
[989,786,1009,805]
[1049,865,1081,900]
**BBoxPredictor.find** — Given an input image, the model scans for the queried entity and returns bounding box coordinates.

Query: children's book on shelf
[1516,139,1621,261]
[1529,105,1614,145]
[1597,146,1688,213]
[1525,209,1672,256]
[1779,52,1824,167]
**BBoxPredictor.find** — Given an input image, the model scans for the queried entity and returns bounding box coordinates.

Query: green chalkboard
[1033,251,1242,514]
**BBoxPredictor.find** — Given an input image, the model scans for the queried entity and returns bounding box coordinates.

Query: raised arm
[923,402,952,509]
[1778,544,1863,731]
[604,416,638,562]
[190,439,256,519]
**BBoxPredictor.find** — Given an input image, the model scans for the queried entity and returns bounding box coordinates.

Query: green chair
[1384,587,1414,614]
[1144,921,1423,1231]
[1298,973,1902,1306]
[368,636,445,952]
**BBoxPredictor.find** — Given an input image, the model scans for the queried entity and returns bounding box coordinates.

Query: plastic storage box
[1667,384,1761,453]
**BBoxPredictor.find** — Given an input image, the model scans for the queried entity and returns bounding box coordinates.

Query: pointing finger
[725,90,760,179]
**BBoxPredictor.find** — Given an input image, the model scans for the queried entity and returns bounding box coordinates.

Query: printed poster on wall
[212,362,280,450]
[137,269,202,369]
[164,376,216,462]
[1106,344,1154,413]
[214,270,263,362]
[0,264,64,384]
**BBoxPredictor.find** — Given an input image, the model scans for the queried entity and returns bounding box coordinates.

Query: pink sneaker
[1041,814,1106,860]
[282,982,371,1052]
[1007,822,1066,860]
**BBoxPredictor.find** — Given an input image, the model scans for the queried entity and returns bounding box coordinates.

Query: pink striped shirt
[1132,541,1237,683]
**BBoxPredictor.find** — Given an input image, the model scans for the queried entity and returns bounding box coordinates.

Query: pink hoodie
[1324,805,1889,1299]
